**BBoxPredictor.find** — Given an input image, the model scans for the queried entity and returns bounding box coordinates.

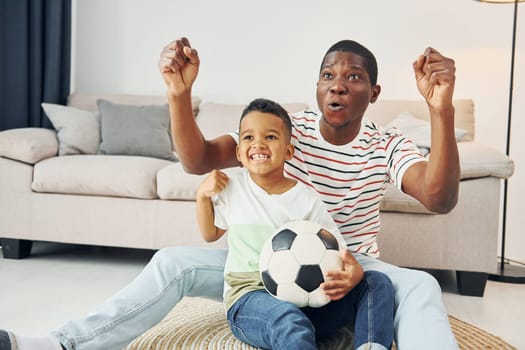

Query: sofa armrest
[0,128,58,164]
[458,142,514,180]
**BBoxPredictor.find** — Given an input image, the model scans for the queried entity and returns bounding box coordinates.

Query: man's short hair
[320,40,378,86]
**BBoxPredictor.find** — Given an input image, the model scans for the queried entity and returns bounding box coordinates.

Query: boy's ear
[235,145,242,163]
[285,144,294,160]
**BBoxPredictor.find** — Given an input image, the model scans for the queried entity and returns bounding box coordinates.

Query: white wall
[73,0,525,262]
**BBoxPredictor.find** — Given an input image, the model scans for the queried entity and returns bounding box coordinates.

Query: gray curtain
[0,0,71,131]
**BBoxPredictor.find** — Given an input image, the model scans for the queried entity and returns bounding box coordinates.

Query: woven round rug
[125,297,516,350]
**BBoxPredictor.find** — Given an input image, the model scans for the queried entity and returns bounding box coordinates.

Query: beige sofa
[0,93,514,297]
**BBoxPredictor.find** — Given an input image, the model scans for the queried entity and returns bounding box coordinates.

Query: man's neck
[319,118,361,146]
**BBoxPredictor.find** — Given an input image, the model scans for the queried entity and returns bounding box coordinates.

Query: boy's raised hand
[321,249,364,301]
[159,37,200,98]
[197,169,229,200]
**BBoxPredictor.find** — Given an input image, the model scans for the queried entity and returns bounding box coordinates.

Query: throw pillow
[385,111,467,149]
[97,99,177,161]
[42,103,100,155]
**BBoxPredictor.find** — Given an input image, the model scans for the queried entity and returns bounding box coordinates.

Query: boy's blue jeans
[52,247,458,350]
[227,271,394,350]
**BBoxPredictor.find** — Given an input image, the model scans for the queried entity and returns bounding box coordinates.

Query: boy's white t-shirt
[212,169,344,310]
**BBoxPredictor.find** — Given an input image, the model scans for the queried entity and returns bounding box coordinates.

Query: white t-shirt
[212,169,344,310]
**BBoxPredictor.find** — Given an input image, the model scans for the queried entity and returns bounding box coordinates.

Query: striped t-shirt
[230,110,426,258]
[283,111,426,257]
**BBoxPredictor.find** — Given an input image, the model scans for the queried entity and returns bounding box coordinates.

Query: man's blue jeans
[52,247,458,350]
[227,271,394,350]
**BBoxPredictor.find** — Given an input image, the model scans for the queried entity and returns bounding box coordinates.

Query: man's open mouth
[328,102,344,111]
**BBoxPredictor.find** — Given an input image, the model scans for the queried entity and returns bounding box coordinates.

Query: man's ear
[370,84,381,104]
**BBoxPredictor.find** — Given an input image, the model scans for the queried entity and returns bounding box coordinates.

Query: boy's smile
[249,152,270,162]
[236,111,294,186]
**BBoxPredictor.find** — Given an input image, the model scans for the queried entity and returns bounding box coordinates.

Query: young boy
[196,98,394,350]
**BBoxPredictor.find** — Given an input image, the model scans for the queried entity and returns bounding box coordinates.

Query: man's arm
[402,47,460,214]
[195,170,228,242]
[159,37,239,174]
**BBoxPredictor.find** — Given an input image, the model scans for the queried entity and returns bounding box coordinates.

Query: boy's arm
[159,38,239,175]
[402,47,460,214]
[195,170,228,242]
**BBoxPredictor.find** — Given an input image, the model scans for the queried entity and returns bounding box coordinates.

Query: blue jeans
[227,271,394,350]
[52,247,458,350]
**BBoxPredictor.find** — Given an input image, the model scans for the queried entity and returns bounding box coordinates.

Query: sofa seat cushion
[32,155,173,199]
[156,163,432,215]
[157,163,243,200]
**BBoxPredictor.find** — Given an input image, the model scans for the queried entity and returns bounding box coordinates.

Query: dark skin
[159,38,459,214]
[316,51,381,146]
[158,37,460,297]
[313,49,460,213]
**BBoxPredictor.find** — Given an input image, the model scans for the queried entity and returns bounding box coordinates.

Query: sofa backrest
[67,93,475,142]
[366,99,475,141]
[67,93,202,115]
[195,102,309,140]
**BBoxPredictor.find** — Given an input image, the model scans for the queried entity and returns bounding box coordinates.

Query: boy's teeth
[251,154,269,160]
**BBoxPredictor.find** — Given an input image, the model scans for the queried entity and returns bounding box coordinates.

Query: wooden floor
[1,242,524,349]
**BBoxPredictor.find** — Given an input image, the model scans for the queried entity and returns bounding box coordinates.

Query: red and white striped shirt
[284,110,426,258]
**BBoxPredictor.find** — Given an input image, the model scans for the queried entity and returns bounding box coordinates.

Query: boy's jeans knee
[227,290,316,350]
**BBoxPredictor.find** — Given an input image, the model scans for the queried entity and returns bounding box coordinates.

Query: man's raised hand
[159,37,200,97]
[413,47,456,113]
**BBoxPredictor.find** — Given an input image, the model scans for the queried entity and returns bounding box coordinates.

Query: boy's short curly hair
[240,98,292,138]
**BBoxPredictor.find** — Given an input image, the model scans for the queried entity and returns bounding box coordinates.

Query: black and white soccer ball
[259,220,343,308]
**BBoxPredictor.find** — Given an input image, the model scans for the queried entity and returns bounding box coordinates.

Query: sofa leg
[0,238,33,259]
[456,271,488,297]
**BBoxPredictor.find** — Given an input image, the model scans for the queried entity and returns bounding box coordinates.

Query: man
[159,37,460,349]
[0,37,459,350]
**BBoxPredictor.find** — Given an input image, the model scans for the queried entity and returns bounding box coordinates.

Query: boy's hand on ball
[321,249,365,301]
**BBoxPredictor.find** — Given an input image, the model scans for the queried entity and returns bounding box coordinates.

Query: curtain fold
[0,0,71,131]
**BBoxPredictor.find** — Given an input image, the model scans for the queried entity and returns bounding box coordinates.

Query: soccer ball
[259,220,343,308]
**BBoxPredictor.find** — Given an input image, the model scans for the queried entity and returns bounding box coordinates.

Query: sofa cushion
[366,99,475,141]
[0,128,58,164]
[97,99,177,161]
[156,164,433,216]
[42,103,100,155]
[32,155,173,199]
[67,93,202,116]
[459,142,514,179]
[157,163,243,200]
[384,111,467,148]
